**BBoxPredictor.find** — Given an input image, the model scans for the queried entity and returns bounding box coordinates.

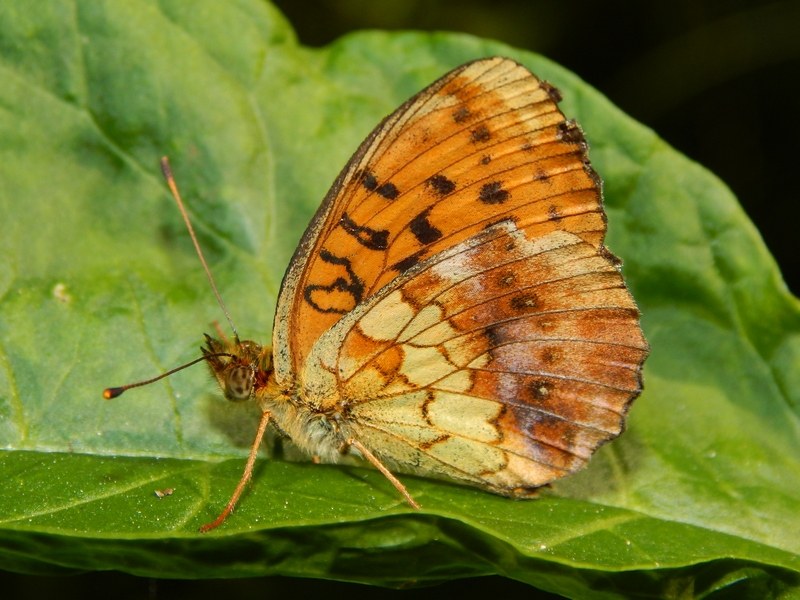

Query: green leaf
[1,1,798,597]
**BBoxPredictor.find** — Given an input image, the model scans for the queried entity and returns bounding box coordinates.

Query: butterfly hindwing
[299,221,647,493]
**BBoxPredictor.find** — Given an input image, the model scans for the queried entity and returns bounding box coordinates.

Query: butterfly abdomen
[260,390,351,463]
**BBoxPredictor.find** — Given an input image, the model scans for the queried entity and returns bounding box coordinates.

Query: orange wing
[272,57,605,386]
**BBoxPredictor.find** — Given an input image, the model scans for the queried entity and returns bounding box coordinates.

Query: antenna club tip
[103,387,124,399]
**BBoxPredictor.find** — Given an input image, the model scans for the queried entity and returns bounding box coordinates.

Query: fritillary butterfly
[106,57,648,532]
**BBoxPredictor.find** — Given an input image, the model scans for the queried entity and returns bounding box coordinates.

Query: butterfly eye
[225,365,254,401]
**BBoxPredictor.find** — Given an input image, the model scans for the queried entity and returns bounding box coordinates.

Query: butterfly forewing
[273,57,607,386]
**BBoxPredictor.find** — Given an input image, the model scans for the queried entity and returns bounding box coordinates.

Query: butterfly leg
[200,410,271,533]
[346,438,421,510]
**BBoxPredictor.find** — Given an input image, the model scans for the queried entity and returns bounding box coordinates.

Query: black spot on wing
[427,174,456,196]
[470,125,491,143]
[556,120,585,146]
[496,270,517,288]
[409,208,443,245]
[358,169,399,200]
[540,347,563,365]
[452,106,471,123]
[376,181,399,200]
[510,292,540,312]
[529,379,555,401]
[540,80,562,103]
[360,169,378,191]
[340,213,389,250]
[391,250,425,273]
[479,181,509,204]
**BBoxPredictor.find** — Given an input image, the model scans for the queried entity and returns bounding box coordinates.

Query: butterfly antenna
[103,352,235,399]
[160,156,240,341]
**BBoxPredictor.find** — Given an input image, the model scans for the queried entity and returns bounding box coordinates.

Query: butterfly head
[202,334,273,402]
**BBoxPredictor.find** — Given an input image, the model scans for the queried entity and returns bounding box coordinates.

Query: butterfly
[106,56,648,532]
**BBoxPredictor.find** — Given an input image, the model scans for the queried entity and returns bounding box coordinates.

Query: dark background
[12,1,799,598]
